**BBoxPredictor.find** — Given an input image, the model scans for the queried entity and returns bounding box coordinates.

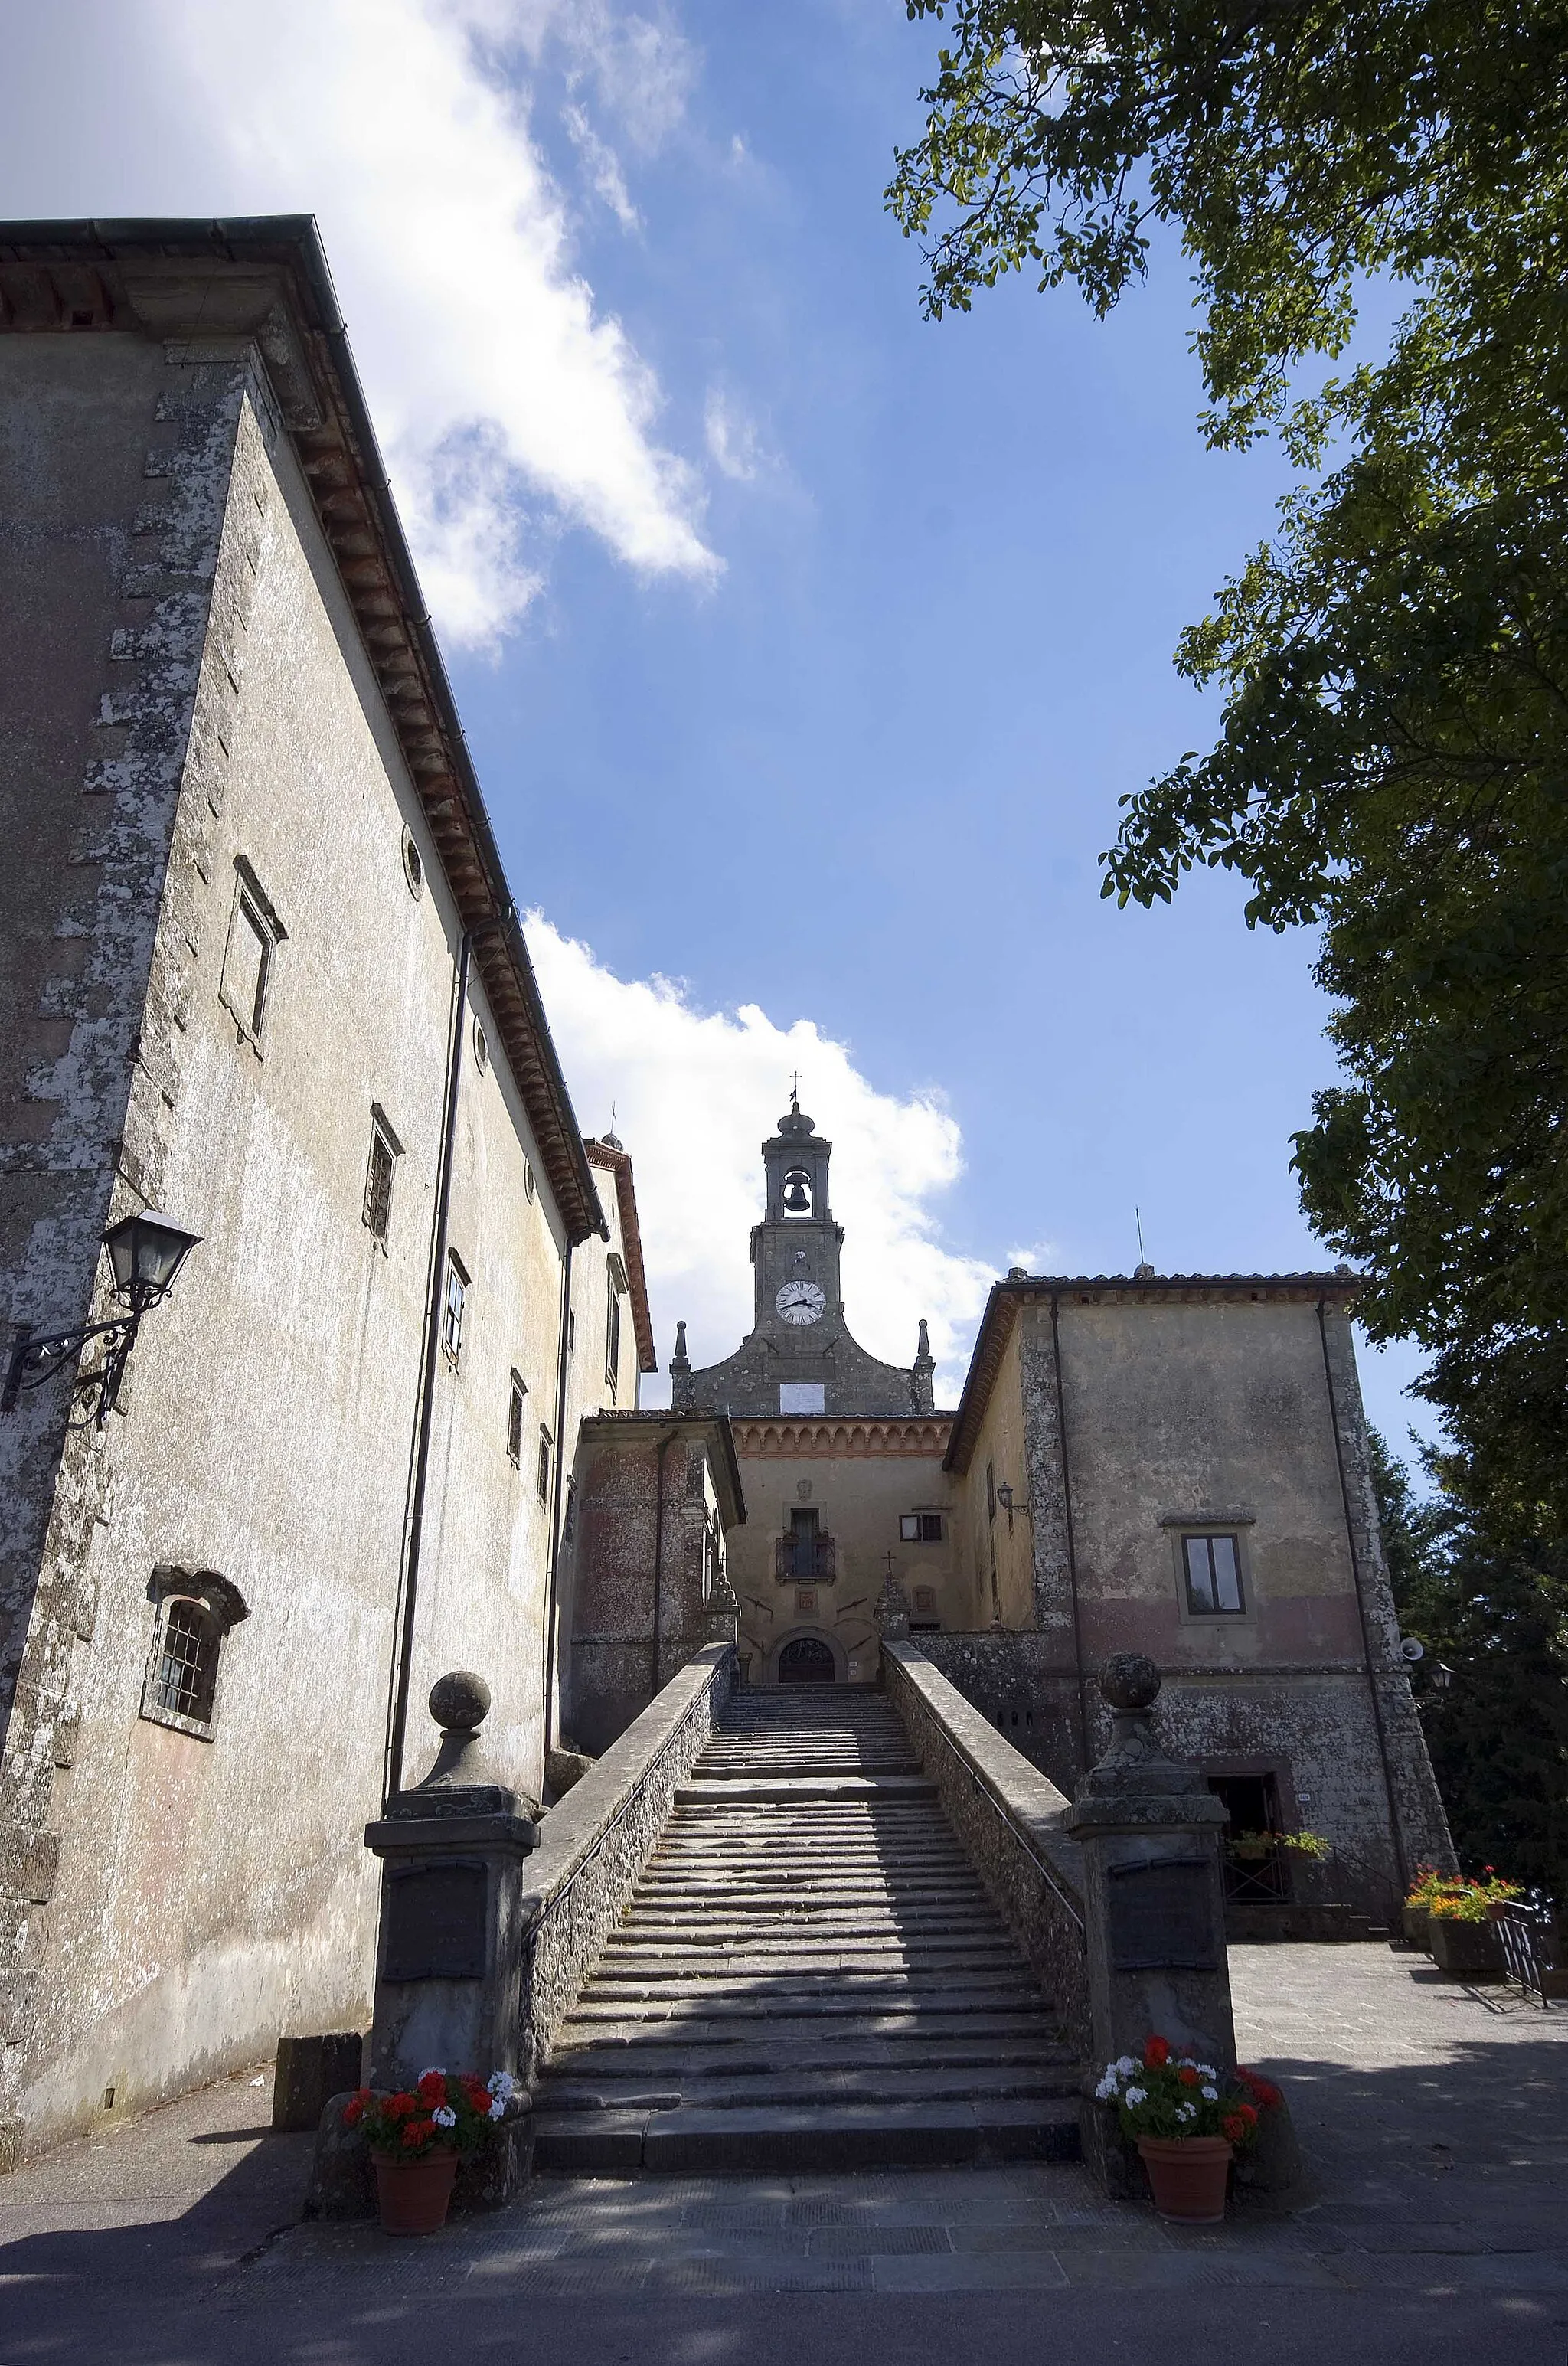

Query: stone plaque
[1106,1856,1217,1972]
[796,1588,817,1613]
[384,1859,488,1982]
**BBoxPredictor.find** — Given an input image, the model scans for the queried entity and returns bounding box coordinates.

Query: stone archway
[766,1627,845,1685]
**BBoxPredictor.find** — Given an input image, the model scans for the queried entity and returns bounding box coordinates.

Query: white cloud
[0,0,717,645]
[704,387,768,483]
[562,103,642,232]
[528,917,998,1407]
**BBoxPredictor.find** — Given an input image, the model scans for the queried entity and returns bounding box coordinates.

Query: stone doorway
[777,1635,837,1685]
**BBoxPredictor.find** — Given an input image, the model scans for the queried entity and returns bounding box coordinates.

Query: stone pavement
[3,1943,1567,2362]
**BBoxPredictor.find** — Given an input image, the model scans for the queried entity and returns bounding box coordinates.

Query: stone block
[302,2090,375,2219]
[272,2031,364,2132]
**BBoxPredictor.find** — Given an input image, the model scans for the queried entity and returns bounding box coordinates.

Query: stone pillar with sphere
[1067,1655,1236,2083]
[362,1672,539,2102]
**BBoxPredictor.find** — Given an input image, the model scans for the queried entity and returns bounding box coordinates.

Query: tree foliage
[1372,1431,1568,1897]
[891,4,1568,1540]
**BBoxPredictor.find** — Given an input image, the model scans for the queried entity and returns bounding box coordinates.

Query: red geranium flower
[1178,2066,1200,2087]
[1222,2114,1248,2143]
[1238,2102,1258,2126]
[416,2071,447,2107]
[1143,2036,1171,2067]
[401,2120,428,2151]
[343,2093,365,2128]
[386,2092,416,2120]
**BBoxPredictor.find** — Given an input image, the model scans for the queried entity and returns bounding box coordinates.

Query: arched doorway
[777,1635,836,1685]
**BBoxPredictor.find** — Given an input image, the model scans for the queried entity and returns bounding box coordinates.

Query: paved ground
[3,1945,1566,2362]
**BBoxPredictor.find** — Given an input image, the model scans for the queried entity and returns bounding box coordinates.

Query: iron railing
[775,1534,837,1582]
[1495,1895,1559,2008]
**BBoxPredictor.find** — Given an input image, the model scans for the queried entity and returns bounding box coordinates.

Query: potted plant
[344,2067,515,2234]
[1403,1864,1468,1950]
[1429,1874,1521,1979]
[1095,2038,1266,2223]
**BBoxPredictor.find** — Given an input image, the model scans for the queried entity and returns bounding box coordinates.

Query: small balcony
[775,1534,837,1583]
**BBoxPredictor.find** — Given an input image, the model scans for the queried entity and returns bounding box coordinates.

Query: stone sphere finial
[429,1669,491,1733]
[1099,1652,1161,1713]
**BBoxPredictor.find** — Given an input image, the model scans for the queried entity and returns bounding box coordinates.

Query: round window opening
[524,1158,535,1203]
[401,828,424,897]
[472,1018,488,1072]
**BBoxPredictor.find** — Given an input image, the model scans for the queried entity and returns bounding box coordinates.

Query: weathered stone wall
[519,1643,735,2075]
[882,1643,1089,2058]
[939,1286,1455,1910]
[563,1426,732,1756]
[0,331,597,2164]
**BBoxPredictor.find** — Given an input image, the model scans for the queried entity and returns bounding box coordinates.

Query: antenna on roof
[1135,1206,1146,1264]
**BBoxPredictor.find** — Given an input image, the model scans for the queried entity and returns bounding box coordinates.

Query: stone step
[559,2001,1057,2036]
[675,1778,936,1804]
[532,2097,1081,2175]
[577,1980,1042,2011]
[547,2035,1073,2080]
[534,2062,1081,2113]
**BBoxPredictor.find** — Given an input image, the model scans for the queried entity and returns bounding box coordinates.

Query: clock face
[776,1279,826,1327]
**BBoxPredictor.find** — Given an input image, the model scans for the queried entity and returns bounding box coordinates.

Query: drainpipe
[541,1238,574,1762]
[385,928,472,1805]
[1318,1295,1408,1891]
[1048,1293,1090,1774]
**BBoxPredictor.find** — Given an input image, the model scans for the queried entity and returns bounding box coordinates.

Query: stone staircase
[532,1686,1081,2172]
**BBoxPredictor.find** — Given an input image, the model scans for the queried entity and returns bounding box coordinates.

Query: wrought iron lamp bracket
[3,1311,142,1428]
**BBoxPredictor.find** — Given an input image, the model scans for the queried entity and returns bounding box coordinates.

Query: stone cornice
[732,1417,953,1459]
[0,215,604,1246]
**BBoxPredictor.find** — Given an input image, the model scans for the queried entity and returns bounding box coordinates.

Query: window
[472,1018,488,1073]
[900,1512,944,1544]
[537,1423,552,1505]
[1183,1532,1246,1616]
[562,1476,577,1544]
[442,1251,469,1367]
[524,1159,535,1204]
[605,1283,622,1396]
[401,826,424,897]
[219,858,286,1047]
[913,1586,936,1613]
[363,1109,402,1245]
[779,1381,825,1414]
[507,1371,527,1465]
[139,1568,249,1740]
[985,1460,996,1524]
[567,1311,575,1355]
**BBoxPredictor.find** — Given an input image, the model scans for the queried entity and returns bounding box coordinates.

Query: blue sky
[1,0,1432,1453]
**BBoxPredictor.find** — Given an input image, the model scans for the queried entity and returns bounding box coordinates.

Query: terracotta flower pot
[371,2148,459,2235]
[1136,2135,1233,2224]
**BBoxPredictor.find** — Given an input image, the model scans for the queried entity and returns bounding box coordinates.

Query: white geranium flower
[432,2105,457,2128]
[488,2096,506,2121]
[1201,2085,1219,2101]
[1116,2055,1137,2075]
[1124,2085,1147,2106]
[1195,2064,1217,2079]
[1179,2101,1197,2121]
[1094,2074,1116,2100]
[487,2071,514,2099]
[419,2067,445,2080]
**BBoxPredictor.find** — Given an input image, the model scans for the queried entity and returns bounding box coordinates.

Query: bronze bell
[782,1174,811,1212]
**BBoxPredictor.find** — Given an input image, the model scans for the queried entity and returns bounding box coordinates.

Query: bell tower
[753,1098,843,1325]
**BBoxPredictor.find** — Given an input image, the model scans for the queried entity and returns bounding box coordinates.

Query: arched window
[140,1568,249,1740]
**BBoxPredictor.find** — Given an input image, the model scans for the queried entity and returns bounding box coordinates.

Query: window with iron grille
[364,1123,397,1243]
[442,1251,469,1367]
[153,1600,220,1723]
[1183,1532,1246,1615]
[537,1423,552,1505]
[139,1569,248,1740]
[507,1371,527,1465]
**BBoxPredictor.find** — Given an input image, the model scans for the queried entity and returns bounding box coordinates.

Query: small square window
[507,1371,527,1466]
[1183,1532,1246,1616]
[537,1423,552,1505]
[442,1252,469,1367]
[221,897,271,1039]
[218,858,284,1047]
[900,1513,920,1542]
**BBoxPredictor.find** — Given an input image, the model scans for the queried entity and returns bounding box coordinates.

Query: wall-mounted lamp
[1430,1662,1455,1692]
[4,1210,202,1428]
[995,1480,1024,1537]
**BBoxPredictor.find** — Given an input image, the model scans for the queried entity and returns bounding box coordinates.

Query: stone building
[0,217,648,2167]
[663,1106,1452,1914]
